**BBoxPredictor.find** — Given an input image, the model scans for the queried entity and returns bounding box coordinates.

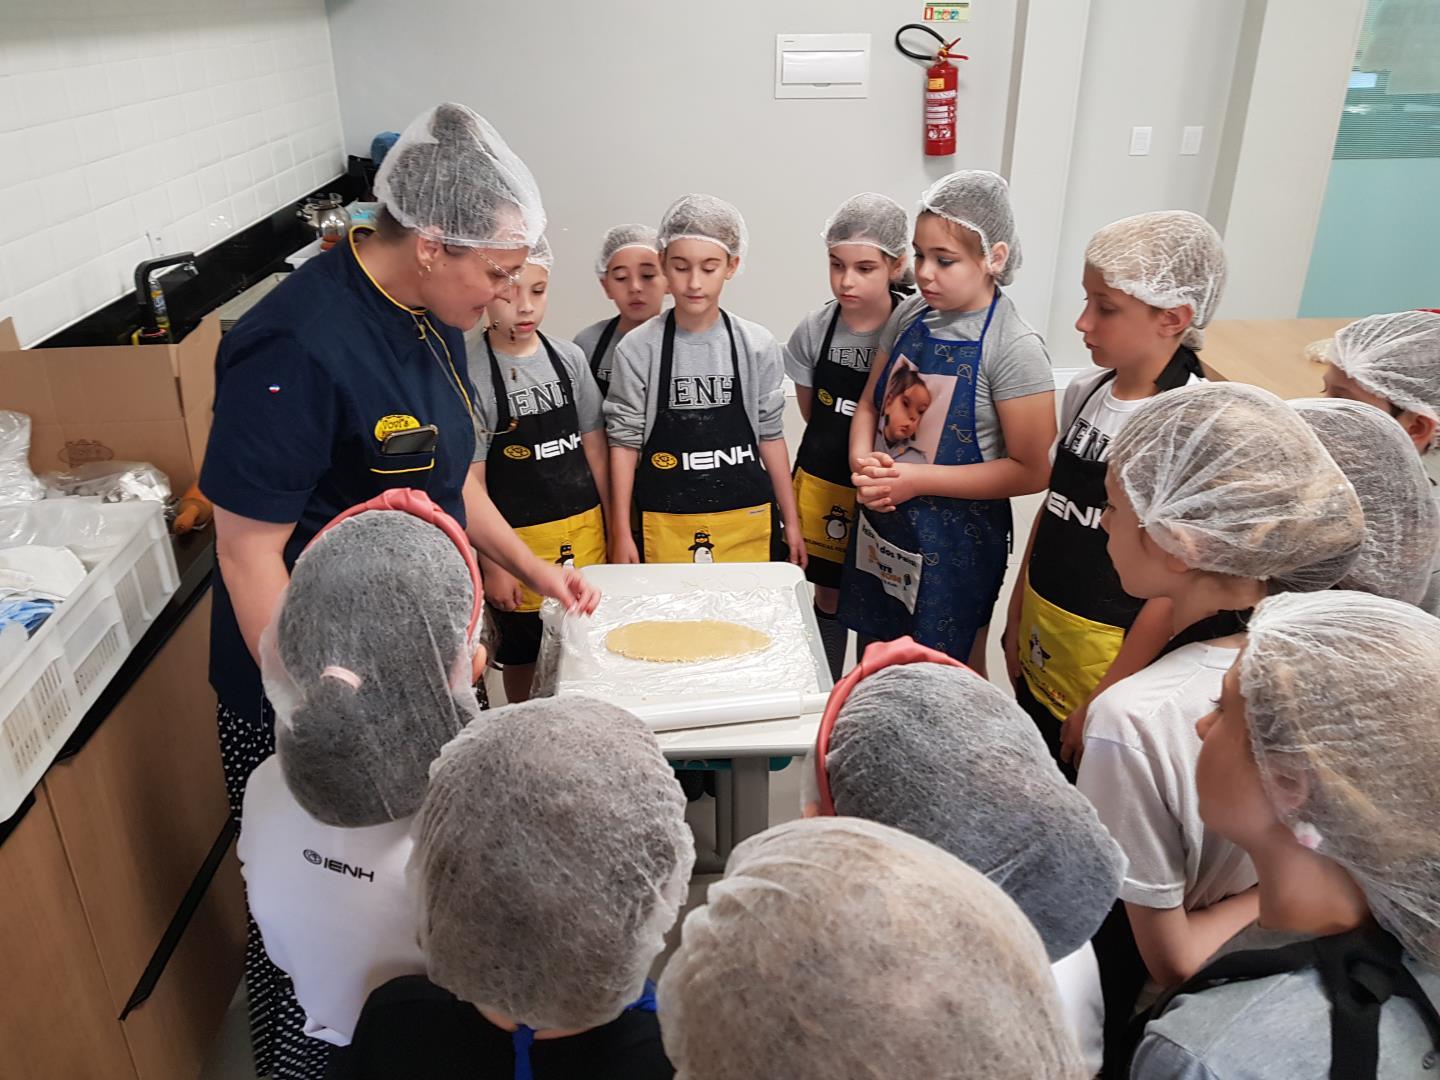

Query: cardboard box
[0,314,218,494]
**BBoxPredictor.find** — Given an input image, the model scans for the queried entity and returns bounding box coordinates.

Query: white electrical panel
[775,33,871,99]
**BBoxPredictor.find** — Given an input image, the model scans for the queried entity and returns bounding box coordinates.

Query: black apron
[791,292,903,588]
[1018,346,1201,720]
[484,331,605,611]
[587,315,621,398]
[1129,922,1440,1079]
[634,310,779,563]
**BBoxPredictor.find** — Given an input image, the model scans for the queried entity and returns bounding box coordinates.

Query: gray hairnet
[261,511,480,828]
[824,663,1125,960]
[658,817,1086,1080]
[525,233,553,272]
[657,193,748,263]
[1293,398,1440,605]
[374,102,545,249]
[595,224,660,276]
[1084,210,1227,350]
[1308,311,1440,436]
[1240,591,1440,966]
[412,697,694,1031]
[823,192,910,258]
[918,170,1023,285]
[1108,382,1364,589]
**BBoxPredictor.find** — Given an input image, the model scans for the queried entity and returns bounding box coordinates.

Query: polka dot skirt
[218,700,332,1079]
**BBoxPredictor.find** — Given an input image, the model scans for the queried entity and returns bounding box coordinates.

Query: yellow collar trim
[349,225,427,316]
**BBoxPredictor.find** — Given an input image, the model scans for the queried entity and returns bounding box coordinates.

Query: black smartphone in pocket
[381,424,439,455]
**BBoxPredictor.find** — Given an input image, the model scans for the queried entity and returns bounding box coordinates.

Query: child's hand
[610,533,640,565]
[851,451,894,474]
[854,462,919,512]
[527,563,601,615]
[783,516,808,569]
[484,565,525,612]
[1060,701,1089,767]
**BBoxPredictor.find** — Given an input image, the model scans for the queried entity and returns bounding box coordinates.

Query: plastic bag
[0,411,47,505]
[43,461,172,505]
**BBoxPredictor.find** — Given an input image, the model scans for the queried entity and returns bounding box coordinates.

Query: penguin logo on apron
[1029,629,1051,671]
[556,542,575,568]
[689,530,716,563]
[824,505,851,541]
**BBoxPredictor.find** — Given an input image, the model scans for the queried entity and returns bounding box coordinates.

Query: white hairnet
[658,817,1086,1080]
[823,663,1125,960]
[412,697,694,1031]
[525,233,553,272]
[657,193,748,263]
[1108,382,1364,589]
[1293,398,1440,605]
[1308,311,1440,435]
[261,511,481,828]
[595,224,659,276]
[1084,210,1227,350]
[823,192,910,259]
[918,170,1023,285]
[1240,591,1440,967]
[374,102,545,249]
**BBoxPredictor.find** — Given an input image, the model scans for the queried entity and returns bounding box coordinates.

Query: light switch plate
[1181,125,1204,155]
[1129,126,1153,156]
[775,33,871,99]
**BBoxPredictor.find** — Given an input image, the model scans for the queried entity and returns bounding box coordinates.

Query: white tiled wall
[0,0,346,347]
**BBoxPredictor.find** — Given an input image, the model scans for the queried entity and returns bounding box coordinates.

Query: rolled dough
[605,620,772,663]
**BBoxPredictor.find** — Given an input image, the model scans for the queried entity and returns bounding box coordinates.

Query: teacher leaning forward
[198,103,598,1077]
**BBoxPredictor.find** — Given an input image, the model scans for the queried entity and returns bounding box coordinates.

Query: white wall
[324,0,1021,342]
[1040,0,1248,368]
[0,0,346,347]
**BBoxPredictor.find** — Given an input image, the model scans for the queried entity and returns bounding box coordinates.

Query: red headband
[813,636,971,815]
[306,488,484,642]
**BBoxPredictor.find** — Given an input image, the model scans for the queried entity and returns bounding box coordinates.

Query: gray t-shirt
[877,291,1053,461]
[573,316,637,393]
[603,312,786,449]
[1134,923,1440,1079]
[465,334,604,460]
[783,302,885,387]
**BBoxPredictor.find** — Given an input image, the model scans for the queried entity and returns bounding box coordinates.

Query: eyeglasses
[478,249,523,292]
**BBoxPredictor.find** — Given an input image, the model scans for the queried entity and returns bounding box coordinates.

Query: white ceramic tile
[167,174,202,220]
[85,154,130,210]
[50,213,97,269]
[74,110,122,163]
[121,145,165,196]
[141,53,181,99]
[132,185,173,237]
[96,197,140,253]
[42,167,93,225]
[24,120,83,177]
[181,88,214,132]
[62,63,111,118]
[223,152,252,195]
[189,126,223,168]
[154,98,189,141]
[106,57,150,107]
[0,78,20,135]
[0,182,42,245]
[232,185,259,229]
[0,131,33,190]
[113,101,156,148]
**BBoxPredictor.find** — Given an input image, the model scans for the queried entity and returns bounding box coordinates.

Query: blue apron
[838,292,1012,660]
[508,981,658,1080]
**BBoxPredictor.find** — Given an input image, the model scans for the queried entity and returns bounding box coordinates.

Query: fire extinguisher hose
[893,23,968,64]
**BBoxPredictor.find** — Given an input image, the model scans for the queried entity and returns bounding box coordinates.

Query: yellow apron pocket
[1017,582,1126,721]
[513,504,607,612]
[642,504,772,565]
[793,468,856,567]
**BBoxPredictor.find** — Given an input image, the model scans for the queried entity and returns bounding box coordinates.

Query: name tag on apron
[856,512,923,614]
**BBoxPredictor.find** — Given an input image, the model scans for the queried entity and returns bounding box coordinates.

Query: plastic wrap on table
[0,498,137,569]
[0,411,47,504]
[540,587,823,709]
[42,461,172,505]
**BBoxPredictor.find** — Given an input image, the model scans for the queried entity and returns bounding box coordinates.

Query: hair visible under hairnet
[918,170,1023,285]
[412,698,694,1031]
[657,193,748,263]
[262,511,480,828]
[525,233,553,272]
[1307,311,1440,438]
[823,192,910,259]
[1293,398,1440,605]
[823,664,1125,960]
[1240,591,1440,967]
[658,817,1086,1080]
[374,102,545,249]
[1084,210,1227,350]
[1108,382,1364,589]
[595,224,660,276]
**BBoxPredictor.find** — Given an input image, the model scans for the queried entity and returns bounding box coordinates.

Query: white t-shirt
[238,757,425,1046]
[1078,642,1258,911]
[1054,364,1204,465]
[1052,944,1104,1077]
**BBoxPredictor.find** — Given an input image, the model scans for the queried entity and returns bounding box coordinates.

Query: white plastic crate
[0,499,179,818]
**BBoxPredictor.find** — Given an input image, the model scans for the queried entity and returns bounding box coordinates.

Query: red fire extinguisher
[895,23,969,157]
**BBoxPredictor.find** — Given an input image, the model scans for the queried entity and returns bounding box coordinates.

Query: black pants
[1013,676,1077,784]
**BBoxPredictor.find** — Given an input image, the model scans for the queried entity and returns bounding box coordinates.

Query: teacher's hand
[527,562,601,615]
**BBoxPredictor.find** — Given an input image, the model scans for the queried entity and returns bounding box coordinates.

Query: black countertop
[0,530,216,846]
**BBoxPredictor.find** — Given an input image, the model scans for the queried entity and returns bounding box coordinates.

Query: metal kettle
[298,194,351,246]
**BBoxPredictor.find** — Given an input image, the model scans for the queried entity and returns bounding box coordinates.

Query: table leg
[729,758,771,847]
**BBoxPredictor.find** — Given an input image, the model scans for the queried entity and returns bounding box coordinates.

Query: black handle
[894,22,947,62]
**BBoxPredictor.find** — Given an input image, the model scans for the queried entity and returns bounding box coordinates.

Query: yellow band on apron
[793,468,856,566]
[1017,580,1126,721]
[513,503,606,613]
[641,504,771,565]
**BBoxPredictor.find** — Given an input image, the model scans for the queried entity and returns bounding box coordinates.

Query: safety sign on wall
[922,3,970,21]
